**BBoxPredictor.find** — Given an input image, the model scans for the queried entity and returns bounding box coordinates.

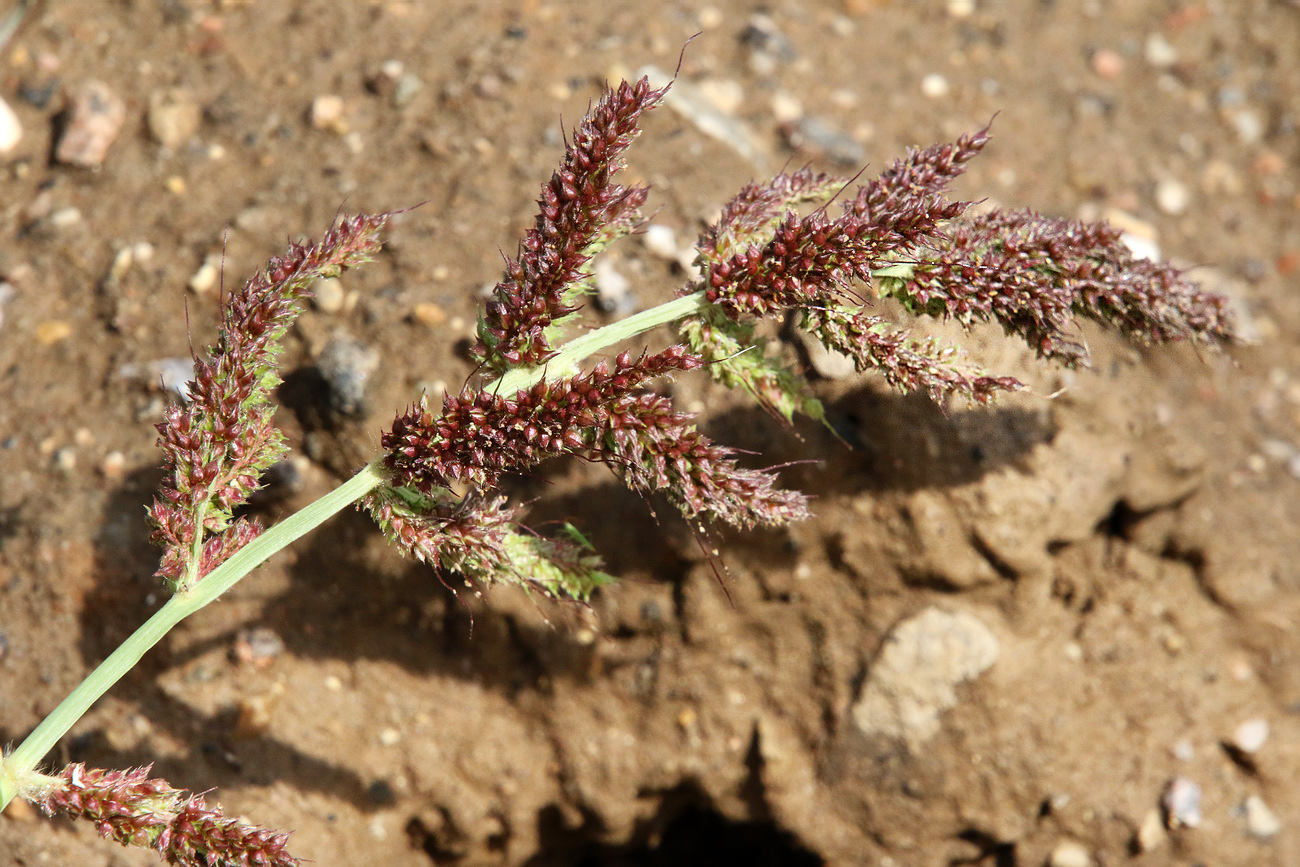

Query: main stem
[0,290,710,810]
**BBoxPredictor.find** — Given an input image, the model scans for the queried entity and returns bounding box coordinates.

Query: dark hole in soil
[525,781,823,866]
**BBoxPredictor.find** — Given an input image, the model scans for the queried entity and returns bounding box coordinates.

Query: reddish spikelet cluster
[698,128,989,319]
[473,77,668,371]
[895,209,1236,364]
[697,167,845,261]
[384,346,701,492]
[804,306,1022,403]
[148,214,389,589]
[36,763,299,866]
[603,394,811,528]
[362,487,610,599]
[364,487,516,575]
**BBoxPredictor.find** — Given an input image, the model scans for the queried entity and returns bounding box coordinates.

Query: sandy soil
[1,1,1298,865]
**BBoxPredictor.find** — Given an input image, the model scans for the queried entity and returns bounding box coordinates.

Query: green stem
[489,292,707,395]
[0,460,388,809]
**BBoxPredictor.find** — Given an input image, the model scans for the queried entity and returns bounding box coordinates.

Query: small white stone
[641,224,680,261]
[770,90,803,123]
[1244,795,1281,840]
[1163,776,1202,829]
[920,73,950,99]
[188,256,220,294]
[947,0,976,18]
[378,727,401,746]
[311,94,348,133]
[48,207,82,228]
[1136,808,1167,852]
[1048,840,1091,867]
[1232,718,1269,754]
[1155,179,1190,215]
[697,6,723,28]
[0,95,22,155]
[312,277,346,313]
[323,675,344,691]
[1145,33,1178,68]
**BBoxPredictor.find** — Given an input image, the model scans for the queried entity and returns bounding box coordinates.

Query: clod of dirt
[851,607,1000,746]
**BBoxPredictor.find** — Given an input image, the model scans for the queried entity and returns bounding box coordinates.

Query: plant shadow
[64,378,1052,817]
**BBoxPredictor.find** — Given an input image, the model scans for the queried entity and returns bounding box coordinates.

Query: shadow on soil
[66,379,1053,854]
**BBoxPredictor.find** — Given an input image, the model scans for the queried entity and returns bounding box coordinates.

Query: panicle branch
[32,763,299,866]
[602,393,812,528]
[147,214,389,590]
[885,208,1236,364]
[473,77,669,372]
[383,346,701,492]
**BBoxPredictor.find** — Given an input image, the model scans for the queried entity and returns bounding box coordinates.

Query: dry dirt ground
[1,1,1299,865]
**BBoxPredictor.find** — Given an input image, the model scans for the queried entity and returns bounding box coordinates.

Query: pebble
[311,94,348,133]
[316,333,380,418]
[1231,717,1269,754]
[117,357,195,400]
[36,319,72,344]
[920,73,950,99]
[47,206,82,229]
[1155,178,1190,215]
[1162,776,1202,829]
[311,276,346,313]
[1091,48,1125,80]
[188,255,221,294]
[147,87,202,148]
[697,6,723,28]
[232,627,285,667]
[947,0,975,18]
[378,727,401,746]
[1225,108,1264,145]
[593,257,635,315]
[56,80,127,167]
[1048,840,1091,867]
[0,289,9,332]
[1243,795,1281,840]
[1145,32,1178,68]
[98,450,127,482]
[770,90,803,123]
[0,95,22,154]
[1099,207,1161,261]
[641,224,680,261]
[1136,808,1167,852]
[411,301,446,326]
[393,73,423,108]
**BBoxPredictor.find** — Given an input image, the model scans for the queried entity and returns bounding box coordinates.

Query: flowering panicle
[473,77,669,372]
[374,341,811,591]
[32,763,299,866]
[147,214,389,590]
[882,208,1236,365]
